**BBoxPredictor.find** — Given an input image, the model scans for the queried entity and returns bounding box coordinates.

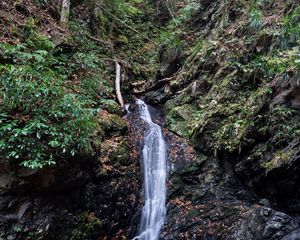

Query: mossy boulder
[165,104,193,138]
[99,110,127,135]
[100,99,124,115]
[100,137,131,167]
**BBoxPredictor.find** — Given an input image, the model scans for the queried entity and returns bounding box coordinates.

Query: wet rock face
[231,207,299,240]
[162,147,300,239]
[81,136,141,239]
[234,139,300,213]
[162,152,248,239]
[282,228,300,240]
[0,161,87,239]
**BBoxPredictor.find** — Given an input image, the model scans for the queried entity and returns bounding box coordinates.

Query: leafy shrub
[280,6,300,49]
[0,34,101,169]
[179,1,201,22]
[269,106,300,146]
[248,8,263,32]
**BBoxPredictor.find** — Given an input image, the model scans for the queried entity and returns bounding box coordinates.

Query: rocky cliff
[141,0,300,239]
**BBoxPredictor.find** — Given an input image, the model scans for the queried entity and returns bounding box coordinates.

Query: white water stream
[133,99,167,240]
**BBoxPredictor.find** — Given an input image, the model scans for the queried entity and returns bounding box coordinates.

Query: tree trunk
[60,0,70,25]
[115,61,124,108]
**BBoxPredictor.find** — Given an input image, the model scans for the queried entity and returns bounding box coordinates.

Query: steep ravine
[138,0,300,239]
[1,0,300,239]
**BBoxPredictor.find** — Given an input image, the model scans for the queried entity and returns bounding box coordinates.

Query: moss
[169,155,207,198]
[262,150,293,171]
[166,104,194,137]
[246,144,268,162]
[158,0,299,157]
[269,106,300,146]
[99,112,127,134]
[187,208,200,219]
[169,174,184,197]
[109,140,131,166]
[69,212,102,240]
[184,67,271,152]
[100,99,123,115]
[219,205,239,219]
[280,6,300,48]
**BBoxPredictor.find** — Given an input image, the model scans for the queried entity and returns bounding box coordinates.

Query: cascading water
[133,99,167,240]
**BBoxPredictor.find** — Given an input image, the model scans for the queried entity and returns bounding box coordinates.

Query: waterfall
[133,99,167,240]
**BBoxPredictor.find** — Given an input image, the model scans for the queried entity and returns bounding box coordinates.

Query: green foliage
[83,0,160,80]
[269,106,300,146]
[280,6,300,49]
[179,1,201,23]
[159,23,184,64]
[95,0,154,39]
[160,26,182,48]
[264,48,300,75]
[26,32,55,50]
[32,0,48,6]
[192,38,204,52]
[81,73,113,99]
[70,212,102,240]
[0,33,102,169]
[248,5,263,32]
[262,150,293,171]
[69,21,99,51]
[104,0,143,17]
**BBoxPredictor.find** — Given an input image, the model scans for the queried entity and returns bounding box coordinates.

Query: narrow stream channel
[133,99,167,240]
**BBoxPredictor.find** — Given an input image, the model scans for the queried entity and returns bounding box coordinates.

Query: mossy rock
[169,155,207,197]
[261,145,297,172]
[99,111,127,135]
[108,140,131,166]
[100,99,124,115]
[165,103,196,138]
[69,212,102,240]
